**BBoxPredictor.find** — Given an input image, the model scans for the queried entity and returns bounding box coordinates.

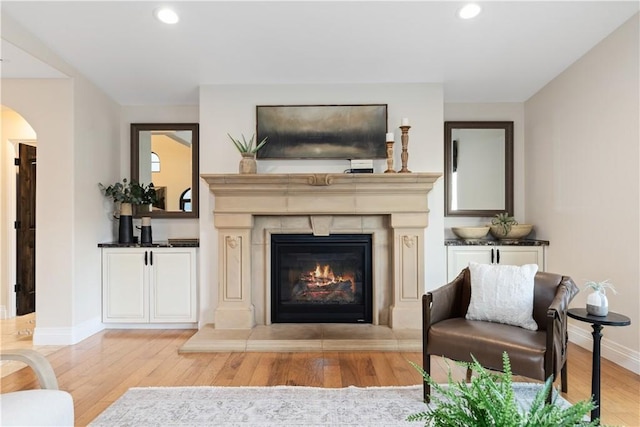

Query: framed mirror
[444,121,513,217]
[131,123,199,218]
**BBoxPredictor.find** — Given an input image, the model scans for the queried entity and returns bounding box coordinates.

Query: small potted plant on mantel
[228,133,268,174]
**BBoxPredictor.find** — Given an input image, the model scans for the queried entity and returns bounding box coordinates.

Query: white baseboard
[102,323,197,329]
[568,324,640,375]
[33,317,104,345]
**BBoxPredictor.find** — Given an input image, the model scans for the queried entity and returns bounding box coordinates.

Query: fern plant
[228,133,268,154]
[491,212,518,235]
[407,352,596,427]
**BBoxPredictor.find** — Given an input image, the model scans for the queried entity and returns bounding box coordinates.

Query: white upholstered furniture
[0,349,74,426]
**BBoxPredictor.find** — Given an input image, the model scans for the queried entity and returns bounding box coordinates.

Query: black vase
[117,203,135,244]
[118,214,134,244]
[140,226,152,245]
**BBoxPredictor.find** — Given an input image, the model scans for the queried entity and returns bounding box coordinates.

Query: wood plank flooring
[2,322,639,426]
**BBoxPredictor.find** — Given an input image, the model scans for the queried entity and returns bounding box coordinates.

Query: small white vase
[586,291,608,316]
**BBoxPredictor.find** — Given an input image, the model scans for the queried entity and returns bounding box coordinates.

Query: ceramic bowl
[489,224,533,240]
[451,226,490,240]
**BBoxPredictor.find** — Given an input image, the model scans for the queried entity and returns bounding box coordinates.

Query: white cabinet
[446,244,546,282]
[102,247,197,323]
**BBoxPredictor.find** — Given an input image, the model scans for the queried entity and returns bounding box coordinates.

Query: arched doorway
[1,106,37,318]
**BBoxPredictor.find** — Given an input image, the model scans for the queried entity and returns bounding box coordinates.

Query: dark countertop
[445,238,549,246]
[98,239,199,248]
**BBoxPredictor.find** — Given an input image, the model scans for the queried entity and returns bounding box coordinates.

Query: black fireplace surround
[271,234,373,323]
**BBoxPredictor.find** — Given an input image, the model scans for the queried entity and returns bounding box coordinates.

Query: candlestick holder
[384,140,396,173]
[398,125,411,173]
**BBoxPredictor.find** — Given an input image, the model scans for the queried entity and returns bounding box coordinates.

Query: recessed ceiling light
[154,7,179,24]
[458,3,482,20]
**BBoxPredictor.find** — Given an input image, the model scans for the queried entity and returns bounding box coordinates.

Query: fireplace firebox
[271,234,373,323]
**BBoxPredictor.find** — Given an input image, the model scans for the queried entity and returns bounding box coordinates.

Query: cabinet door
[496,246,544,270]
[447,246,493,281]
[149,248,197,322]
[102,249,148,322]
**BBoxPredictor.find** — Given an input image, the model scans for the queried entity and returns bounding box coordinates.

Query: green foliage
[228,133,268,154]
[407,352,596,427]
[491,212,518,235]
[584,279,617,295]
[99,178,157,205]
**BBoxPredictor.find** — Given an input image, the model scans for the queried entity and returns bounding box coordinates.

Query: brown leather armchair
[422,267,578,402]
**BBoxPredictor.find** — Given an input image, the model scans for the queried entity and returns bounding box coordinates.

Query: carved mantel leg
[213,213,255,329]
[389,213,426,329]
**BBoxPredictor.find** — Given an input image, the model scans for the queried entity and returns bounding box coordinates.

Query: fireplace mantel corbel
[202,172,441,330]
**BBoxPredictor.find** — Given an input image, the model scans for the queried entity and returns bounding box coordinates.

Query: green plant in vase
[99,178,157,243]
[228,133,269,174]
[491,212,518,235]
[228,133,269,154]
[408,352,596,427]
[584,279,617,316]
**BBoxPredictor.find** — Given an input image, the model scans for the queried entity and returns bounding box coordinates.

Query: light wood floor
[1,315,639,426]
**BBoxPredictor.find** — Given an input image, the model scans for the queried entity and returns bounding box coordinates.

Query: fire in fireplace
[271,234,373,323]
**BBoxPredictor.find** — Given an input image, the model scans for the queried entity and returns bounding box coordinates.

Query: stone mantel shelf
[201,172,442,216]
[201,172,442,330]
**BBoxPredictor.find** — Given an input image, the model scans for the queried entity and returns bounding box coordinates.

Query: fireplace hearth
[271,234,372,323]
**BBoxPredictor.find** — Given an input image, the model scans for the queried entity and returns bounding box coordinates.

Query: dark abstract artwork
[256,104,387,159]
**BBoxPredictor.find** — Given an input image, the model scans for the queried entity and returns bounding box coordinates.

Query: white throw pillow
[466,262,539,331]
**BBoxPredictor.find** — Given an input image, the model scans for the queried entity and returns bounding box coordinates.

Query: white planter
[586,291,608,316]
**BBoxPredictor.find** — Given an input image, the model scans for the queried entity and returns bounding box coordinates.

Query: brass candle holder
[384,137,396,173]
[398,125,411,173]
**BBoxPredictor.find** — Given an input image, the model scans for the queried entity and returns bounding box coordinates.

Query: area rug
[89,383,568,427]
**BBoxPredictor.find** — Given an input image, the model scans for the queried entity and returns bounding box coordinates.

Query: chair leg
[465,367,472,382]
[561,361,568,393]
[423,355,431,403]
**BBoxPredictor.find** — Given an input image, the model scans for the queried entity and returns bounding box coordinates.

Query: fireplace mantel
[202,172,441,330]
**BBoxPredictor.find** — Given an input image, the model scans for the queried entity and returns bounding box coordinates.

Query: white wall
[525,14,639,373]
[198,83,446,324]
[73,77,122,338]
[2,14,122,344]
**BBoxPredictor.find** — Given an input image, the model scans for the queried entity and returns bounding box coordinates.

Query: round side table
[567,307,630,424]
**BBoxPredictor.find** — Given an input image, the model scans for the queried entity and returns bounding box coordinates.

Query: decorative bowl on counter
[452,226,490,240]
[489,224,533,240]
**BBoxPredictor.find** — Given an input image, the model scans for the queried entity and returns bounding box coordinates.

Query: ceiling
[1,1,638,105]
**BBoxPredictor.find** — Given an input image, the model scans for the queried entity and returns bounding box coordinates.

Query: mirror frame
[131,123,199,219]
[444,121,514,217]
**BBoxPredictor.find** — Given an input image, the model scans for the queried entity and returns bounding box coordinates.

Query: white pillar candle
[386,132,395,142]
[401,118,410,126]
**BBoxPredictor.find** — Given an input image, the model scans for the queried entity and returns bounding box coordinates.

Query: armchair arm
[0,349,59,390]
[544,276,579,379]
[427,271,467,326]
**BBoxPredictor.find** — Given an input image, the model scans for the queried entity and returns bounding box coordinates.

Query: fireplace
[202,173,441,330]
[271,234,373,323]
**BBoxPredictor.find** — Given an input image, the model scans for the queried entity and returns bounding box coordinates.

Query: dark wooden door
[16,144,36,315]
